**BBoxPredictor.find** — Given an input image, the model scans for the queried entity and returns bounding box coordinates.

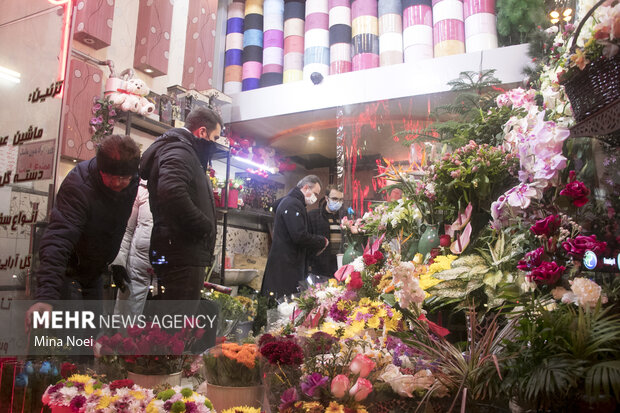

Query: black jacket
[307,205,340,277]
[261,187,326,297]
[139,128,217,268]
[35,158,138,301]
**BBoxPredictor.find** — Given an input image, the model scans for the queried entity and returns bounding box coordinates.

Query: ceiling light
[550,10,560,18]
[563,16,572,21]
[563,8,572,16]
[308,135,315,141]
[144,68,154,73]
[232,155,277,174]
[0,66,21,83]
[551,18,560,23]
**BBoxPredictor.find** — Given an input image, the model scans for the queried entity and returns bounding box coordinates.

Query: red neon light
[49,0,73,98]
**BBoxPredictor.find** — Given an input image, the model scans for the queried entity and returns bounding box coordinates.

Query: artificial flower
[528,261,565,285]
[562,235,607,259]
[562,277,609,308]
[560,171,590,207]
[530,215,560,236]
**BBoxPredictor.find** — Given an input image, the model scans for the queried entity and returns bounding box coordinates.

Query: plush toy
[120,79,141,113]
[106,78,128,108]
[128,78,156,116]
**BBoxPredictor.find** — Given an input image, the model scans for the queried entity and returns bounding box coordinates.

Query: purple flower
[163,400,173,410]
[108,109,117,117]
[185,401,198,413]
[328,300,348,322]
[301,372,329,398]
[92,103,102,114]
[69,395,86,412]
[279,387,298,410]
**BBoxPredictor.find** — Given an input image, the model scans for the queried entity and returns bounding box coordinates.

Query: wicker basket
[560,0,620,122]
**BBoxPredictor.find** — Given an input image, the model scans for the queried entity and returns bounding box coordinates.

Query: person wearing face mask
[307,185,344,278]
[139,107,222,302]
[261,175,329,297]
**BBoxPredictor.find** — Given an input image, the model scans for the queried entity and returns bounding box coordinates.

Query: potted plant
[203,342,263,411]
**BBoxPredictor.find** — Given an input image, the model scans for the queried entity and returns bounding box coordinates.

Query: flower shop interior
[1,0,619,412]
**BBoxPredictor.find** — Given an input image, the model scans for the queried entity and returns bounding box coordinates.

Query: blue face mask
[327,200,342,212]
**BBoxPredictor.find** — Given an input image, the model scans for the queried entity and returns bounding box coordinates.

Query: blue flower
[39,361,51,374]
[24,361,34,375]
[15,373,28,387]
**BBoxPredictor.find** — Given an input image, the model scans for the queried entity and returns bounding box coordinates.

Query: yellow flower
[130,390,146,400]
[427,255,457,276]
[97,395,117,409]
[222,407,261,413]
[413,253,424,264]
[67,374,92,384]
[325,402,345,413]
[328,278,338,288]
[367,316,380,329]
[419,273,444,294]
[84,384,94,394]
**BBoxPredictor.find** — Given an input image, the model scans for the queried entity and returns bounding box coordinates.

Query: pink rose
[349,354,376,378]
[530,215,560,237]
[562,235,607,259]
[528,261,565,285]
[330,375,350,398]
[349,377,373,401]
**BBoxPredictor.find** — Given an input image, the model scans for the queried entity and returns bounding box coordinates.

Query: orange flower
[570,49,589,70]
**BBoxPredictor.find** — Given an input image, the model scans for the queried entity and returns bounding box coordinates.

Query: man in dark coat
[308,185,344,278]
[25,135,140,327]
[261,175,329,298]
[139,107,222,301]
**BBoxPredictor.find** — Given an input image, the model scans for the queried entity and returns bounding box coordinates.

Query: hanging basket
[560,0,620,122]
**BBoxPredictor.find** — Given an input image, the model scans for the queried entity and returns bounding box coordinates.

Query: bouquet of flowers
[94,324,205,375]
[43,375,154,413]
[203,342,261,386]
[90,97,117,143]
[203,290,252,337]
[146,386,215,413]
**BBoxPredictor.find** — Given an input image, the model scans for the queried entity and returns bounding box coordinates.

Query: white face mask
[327,200,342,212]
[305,192,317,205]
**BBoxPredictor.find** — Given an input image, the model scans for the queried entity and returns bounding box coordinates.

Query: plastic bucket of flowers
[202,342,263,411]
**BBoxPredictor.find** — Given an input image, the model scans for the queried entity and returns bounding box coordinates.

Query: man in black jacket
[308,185,344,278]
[26,135,140,328]
[261,175,329,298]
[139,107,222,302]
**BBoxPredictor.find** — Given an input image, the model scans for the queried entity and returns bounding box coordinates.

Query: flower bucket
[127,371,182,388]
[206,383,263,412]
[228,188,239,208]
[50,406,73,413]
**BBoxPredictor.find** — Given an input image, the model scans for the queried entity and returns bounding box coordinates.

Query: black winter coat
[35,158,138,301]
[307,206,340,277]
[261,187,326,297]
[139,128,217,268]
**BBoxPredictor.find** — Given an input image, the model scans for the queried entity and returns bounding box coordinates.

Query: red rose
[439,235,451,247]
[373,250,384,261]
[562,235,607,258]
[517,247,544,271]
[530,215,560,236]
[528,261,565,285]
[429,248,441,260]
[560,171,590,207]
[109,379,134,391]
[348,271,363,290]
[60,362,77,379]
[363,254,377,266]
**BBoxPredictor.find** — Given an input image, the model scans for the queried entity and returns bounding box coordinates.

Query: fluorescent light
[308,135,315,141]
[0,66,20,83]
[232,155,277,174]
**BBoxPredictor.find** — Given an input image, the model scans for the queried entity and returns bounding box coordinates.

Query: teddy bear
[127,78,156,116]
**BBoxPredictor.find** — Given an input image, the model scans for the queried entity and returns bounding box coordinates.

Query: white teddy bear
[106,77,155,116]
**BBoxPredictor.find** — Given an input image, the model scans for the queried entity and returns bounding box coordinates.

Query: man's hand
[25,302,53,335]
[111,265,131,293]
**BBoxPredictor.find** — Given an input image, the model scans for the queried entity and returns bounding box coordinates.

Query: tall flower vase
[417,224,440,257]
[342,237,363,265]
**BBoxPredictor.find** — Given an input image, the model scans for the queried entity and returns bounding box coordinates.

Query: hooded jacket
[35,158,138,301]
[139,128,217,268]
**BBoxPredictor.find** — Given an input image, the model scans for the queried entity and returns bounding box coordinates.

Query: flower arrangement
[90,97,117,143]
[559,1,620,82]
[202,290,252,337]
[222,407,261,413]
[94,324,205,375]
[145,386,215,413]
[228,178,244,191]
[43,375,154,413]
[203,342,261,386]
